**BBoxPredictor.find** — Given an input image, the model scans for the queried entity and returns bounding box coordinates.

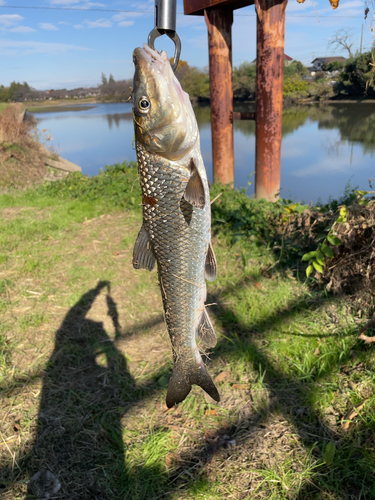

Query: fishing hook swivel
[147,0,181,72]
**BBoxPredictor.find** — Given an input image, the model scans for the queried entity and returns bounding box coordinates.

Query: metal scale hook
[147,0,181,72]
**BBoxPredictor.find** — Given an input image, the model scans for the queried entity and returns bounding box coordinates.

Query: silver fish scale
[136,143,210,364]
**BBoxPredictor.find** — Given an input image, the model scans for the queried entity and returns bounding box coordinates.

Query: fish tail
[166,360,220,408]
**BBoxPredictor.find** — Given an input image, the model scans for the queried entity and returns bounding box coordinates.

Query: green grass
[0,164,374,499]
[0,103,10,113]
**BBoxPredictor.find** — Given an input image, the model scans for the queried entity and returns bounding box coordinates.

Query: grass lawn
[0,164,374,499]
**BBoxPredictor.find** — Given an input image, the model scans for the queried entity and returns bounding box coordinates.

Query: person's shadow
[25,281,136,499]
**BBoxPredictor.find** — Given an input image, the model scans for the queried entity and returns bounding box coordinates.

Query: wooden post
[204,7,234,185]
[255,0,288,200]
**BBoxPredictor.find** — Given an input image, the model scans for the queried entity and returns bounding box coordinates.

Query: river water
[31,102,375,204]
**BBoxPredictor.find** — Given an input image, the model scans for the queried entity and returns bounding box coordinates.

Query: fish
[132,44,220,408]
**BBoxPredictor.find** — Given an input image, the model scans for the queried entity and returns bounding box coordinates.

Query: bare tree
[330,28,355,58]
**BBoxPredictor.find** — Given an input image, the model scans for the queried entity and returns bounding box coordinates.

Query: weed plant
[38,160,140,209]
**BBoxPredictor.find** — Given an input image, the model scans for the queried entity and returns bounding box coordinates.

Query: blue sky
[0,0,373,90]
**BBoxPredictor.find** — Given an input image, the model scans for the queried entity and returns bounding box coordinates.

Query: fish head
[132,44,198,161]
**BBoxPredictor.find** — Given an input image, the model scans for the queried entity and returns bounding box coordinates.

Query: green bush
[180,67,210,99]
[334,51,375,96]
[283,76,308,95]
[283,60,308,79]
[321,61,345,72]
[233,61,256,100]
[308,81,334,100]
[37,161,141,209]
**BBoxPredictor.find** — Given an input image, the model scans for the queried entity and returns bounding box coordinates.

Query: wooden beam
[184,0,253,16]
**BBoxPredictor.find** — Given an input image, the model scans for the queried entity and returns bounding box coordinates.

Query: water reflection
[31,102,375,203]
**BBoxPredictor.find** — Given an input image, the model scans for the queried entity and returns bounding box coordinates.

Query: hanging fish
[132,44,220,408]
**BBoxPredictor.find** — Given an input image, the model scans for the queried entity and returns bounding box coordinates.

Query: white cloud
[49,0,105,6]
[0,39,90,55]
[291,155,356,177]
[0,0,7,5]
[39,23,60,30]
[0,14,36,34]
[118,20,134,27]
[0,14,23,27]
[74,18,112,28]
[131,0,153,11]
[9,26,36,33]
[112,12,143,22]
[50,0,82,4]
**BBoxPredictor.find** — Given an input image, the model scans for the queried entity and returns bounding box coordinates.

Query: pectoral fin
[132,225,156,271]
[205,242,218,282]
[184,158,205,209]
[197,308,217,348]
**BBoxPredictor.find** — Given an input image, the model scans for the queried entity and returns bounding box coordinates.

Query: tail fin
[166,361,220,408]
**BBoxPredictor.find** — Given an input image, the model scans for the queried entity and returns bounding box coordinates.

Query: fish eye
[138,97,150,113]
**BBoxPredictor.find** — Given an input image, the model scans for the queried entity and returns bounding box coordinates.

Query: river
[30,102,375,204]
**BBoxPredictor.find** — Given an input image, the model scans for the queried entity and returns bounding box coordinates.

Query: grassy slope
[0,165,374,500]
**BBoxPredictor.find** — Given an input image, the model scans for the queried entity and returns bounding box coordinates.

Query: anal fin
[197,308,217,348]
[205,242,218,282]
[132,225,156,271]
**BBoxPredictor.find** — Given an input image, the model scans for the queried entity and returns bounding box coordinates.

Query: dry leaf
[214,371,231,383]
[255,282,262,289]
[205,409,218,417]
[341,399,369,430]
[358,333,375,344]
[232,383,250,390]
[329,0,339,9]
[165,452,183,468]
[314,347,320,356]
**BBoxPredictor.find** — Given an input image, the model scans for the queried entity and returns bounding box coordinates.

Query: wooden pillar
[255,0,288,200]
[204,8,234,185]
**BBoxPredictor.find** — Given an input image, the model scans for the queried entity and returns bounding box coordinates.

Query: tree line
[2,51,374,104]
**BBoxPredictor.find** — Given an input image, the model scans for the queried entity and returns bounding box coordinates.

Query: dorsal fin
[197,308,217,348]
[132,224,156,272]
[184,158,205,209]
[205,242,217,282]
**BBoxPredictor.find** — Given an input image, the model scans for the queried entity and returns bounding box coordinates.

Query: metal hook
[148,28,181,72]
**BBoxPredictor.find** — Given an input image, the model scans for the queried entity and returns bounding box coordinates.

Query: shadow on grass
[0,281,170,499]
[1,276,374,499]
[154,281,375,499]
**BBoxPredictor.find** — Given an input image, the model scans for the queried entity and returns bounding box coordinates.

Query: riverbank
[0,165,375,499]
[0,104,81,191]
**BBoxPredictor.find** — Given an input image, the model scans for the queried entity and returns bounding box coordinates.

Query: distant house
[310,56,346,72]
[252,53,293,65]
[284,54,293,66]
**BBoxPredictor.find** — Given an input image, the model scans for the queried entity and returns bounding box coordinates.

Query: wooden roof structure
[183,0,254,16]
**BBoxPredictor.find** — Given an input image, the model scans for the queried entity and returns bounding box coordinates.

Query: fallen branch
[358,314,375,344]
[358,333,375,344]
[341,399,370,430]
[210,192,222,205]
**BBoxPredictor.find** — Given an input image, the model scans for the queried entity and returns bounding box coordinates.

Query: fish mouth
[133,44,169,73]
